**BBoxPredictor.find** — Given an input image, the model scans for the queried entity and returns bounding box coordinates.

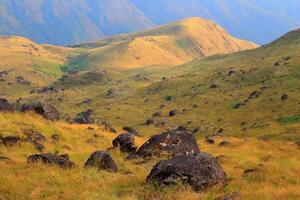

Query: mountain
[0,0,300,45]
[69,18,257,70]
[132,0,300,44]
[0,0,153,45]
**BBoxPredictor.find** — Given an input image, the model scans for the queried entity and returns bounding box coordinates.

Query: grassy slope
[0,112,299,200]
[68,18,257,70]
[0,36,75,100]
[27,29,300,142]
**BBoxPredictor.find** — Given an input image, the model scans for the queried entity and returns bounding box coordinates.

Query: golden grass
[0,113,299,200]
[68,17,257,70]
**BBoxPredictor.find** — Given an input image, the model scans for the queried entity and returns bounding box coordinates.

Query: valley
[0,17,299,200]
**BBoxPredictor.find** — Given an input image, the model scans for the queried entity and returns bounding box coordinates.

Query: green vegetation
[278,115,300,124]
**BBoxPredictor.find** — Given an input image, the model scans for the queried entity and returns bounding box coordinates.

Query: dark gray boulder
[112,133,137,154]
[21,101,60,121]
[27,153,75,169]
[136,129,200,157]
[147,153,227,192]
[85,151,118,172]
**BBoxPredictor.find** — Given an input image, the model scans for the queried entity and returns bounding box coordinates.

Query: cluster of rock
[0,128,226,193]
[0,98,227,193]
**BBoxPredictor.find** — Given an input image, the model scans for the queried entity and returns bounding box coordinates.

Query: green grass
[278,115,300,124]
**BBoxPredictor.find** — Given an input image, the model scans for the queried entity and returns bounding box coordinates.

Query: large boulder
[21,101,60,121]
[27,153,75,169]
[112,133,137,154]
[136,129,200,157]
[147,153,227,192]
[85,151,118,172]
[0,98,14,112]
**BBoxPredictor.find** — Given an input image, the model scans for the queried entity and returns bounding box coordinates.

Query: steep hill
[69,18,257,70]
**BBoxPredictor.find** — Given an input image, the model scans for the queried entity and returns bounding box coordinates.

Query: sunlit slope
[26,28,299,141]
[0,112,299,200]
[0,36,74,99]
[69,17,257,70]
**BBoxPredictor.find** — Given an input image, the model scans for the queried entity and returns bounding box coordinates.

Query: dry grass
[68,17,257,70]
[0,112,299,200]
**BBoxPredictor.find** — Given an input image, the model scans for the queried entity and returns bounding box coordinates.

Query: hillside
[0,112,299,200]
[0,36,74,99]
[14,28,298,143]
[69,18,257,70]
[1,0,300,45]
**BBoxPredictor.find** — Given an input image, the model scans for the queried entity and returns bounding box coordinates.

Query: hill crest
[69,17,258,70]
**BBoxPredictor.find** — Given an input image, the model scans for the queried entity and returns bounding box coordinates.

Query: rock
[281,94,288,101]
[2,136,21,146]
[85,151,118,172]
[147,153,227,192]
[0,156,12,162]
[73,109,95,124]
[233,103,243,109]
[228,70,236,76]
[169,109,177,117]
[123,127,139,136]
[243,168,257,177]
[106,89,114,97]
[248,91,261,99]
[219,141,231,146]
[145,119,154,125]
[0,98,14,112]
[27,153,75,169]
[165,96,173,101]
[152,112,162,118]
[15,76,31,85]
[112,133,137,154]
[24,130,46,143]
[21,101,60,121]
[51,134,61,141]
[206,136,215,144]
[35,86,60,94]
[33,141,45,152]
[210,84,218,88]
[136,129,200,157]
[0,71,8,78]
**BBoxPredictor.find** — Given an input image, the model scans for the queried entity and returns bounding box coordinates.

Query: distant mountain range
[0,0,299,45]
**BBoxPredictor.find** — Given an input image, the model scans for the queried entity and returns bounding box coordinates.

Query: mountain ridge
[67,17,257,70]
